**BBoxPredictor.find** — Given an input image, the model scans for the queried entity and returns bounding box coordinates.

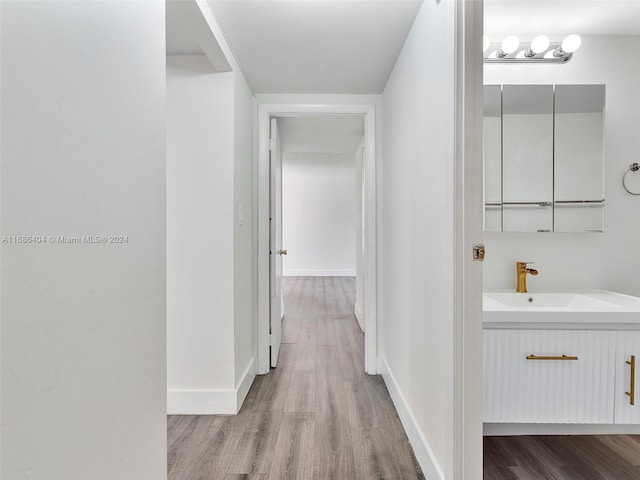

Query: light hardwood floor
[484,434,640,479]
[168,276,425,480]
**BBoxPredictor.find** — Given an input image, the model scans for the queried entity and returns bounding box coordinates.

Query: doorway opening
[257,104,377,375]
[278,115,364,370]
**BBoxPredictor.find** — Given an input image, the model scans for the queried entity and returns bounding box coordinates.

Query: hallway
[168,277,425,479]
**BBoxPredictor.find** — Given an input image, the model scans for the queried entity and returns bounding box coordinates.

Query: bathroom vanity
[483,290,640,433]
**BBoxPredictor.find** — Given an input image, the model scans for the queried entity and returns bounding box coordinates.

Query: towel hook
[623,163,640,195]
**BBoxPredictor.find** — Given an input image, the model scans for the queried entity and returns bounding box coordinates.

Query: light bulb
[561,34,582,53]
[530,35,550,54]
[500,35,520,55]
[483,35,491,53]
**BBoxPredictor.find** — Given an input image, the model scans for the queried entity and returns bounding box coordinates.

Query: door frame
[257,103,377,375]
[451,1,484,478]
[268,117,284,368]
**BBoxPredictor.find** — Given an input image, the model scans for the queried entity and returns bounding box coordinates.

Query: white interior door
[269,117,283,367]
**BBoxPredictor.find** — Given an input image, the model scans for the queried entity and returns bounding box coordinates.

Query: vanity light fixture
[525,35,550,57]
[497,35,519,57]
[554,34,582,57]
[484,34,582,64]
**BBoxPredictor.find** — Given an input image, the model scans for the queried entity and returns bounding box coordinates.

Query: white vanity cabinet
[483,290,640,430]
[484,329,617,424]
[615,331,640,424]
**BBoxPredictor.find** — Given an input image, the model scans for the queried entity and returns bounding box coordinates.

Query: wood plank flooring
[484,434,640,480]
[168,276,425,480]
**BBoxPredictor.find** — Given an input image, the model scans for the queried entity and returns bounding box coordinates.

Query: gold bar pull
[626,355,635,406]
[526,354,578,361]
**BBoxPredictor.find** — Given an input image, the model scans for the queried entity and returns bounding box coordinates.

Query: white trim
[236,357,256,411]
[484,423,640,436]
[167,389,236,415]
[362,104,377,375]
[257,103,377,375]
[354,302,364,332]
[193,0,246,77]
[168,357,256,415]
[378,356,445,480]
[451,1,484,479]
[283,269,356,277]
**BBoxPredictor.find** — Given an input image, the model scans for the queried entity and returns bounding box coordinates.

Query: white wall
[233,61,256,390]
[380,1,456,478]
[166,56,236,412]
[167,1,256,414]
[484,36,640,297]
[1,2,166,479]
[282,152,357,276]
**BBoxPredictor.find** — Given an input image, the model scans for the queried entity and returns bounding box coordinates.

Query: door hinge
[269,139,275,151]
[473,244,485,261]
[269,333,273,346]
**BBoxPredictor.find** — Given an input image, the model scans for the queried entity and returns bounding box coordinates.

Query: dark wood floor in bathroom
[167,276,424,480]
[484,434,640,479]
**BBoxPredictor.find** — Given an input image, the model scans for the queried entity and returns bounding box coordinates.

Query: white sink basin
[483,290,640,329]
[484,292,622,310]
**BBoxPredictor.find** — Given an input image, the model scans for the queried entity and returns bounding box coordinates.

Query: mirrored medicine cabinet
[483,84,606,233]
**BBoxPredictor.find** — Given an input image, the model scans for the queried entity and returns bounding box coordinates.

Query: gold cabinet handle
[626,355,636,406]
[526,354,578,361]
[279,249,287,255]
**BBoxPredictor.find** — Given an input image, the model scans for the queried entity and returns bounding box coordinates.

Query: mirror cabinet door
[554,84,606,232]
[502,85,554,232]
[483,84,605,233]
[483,85,502,232]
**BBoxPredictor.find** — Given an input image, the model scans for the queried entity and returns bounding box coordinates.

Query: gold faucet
[516,262,538,293]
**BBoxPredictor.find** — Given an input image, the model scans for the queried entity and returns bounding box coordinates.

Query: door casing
[257,103,377,375]
[269,117,283,367]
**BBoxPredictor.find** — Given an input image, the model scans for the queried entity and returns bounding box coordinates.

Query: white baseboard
[236,357,256,410]
[168,357,256,415]
[378,356,445,480]
[354,303,364,332]
[167,389,237,415]
[484,423,640,436]
[283,269,356,277]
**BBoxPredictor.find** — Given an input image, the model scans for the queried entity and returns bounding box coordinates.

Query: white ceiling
[166,1,203,55]
[208,0,423,94]
[170,1,640,94]
[166,0,232,71]
[277,115,364,154]
[484,0,640,37]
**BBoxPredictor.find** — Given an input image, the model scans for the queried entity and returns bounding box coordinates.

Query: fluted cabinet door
[484,329,617,424]
[615,332,640,424]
